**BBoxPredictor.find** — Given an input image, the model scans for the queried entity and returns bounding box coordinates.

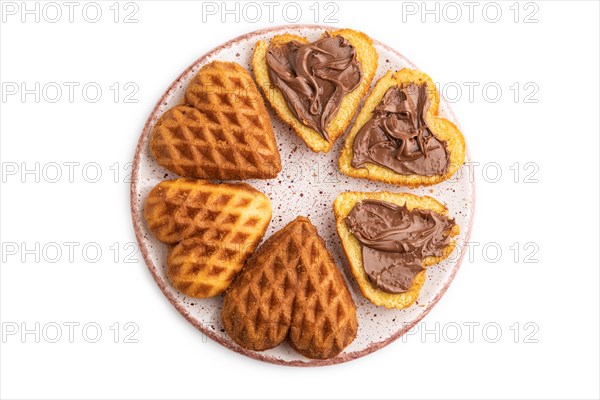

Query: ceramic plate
[131,25,475,366]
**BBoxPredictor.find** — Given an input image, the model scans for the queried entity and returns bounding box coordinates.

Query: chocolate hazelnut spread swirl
[351,84,449,176]
[346,200,455,294]
[266,34,362,141]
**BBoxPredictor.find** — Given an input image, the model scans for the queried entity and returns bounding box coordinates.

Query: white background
[1,1,599,399]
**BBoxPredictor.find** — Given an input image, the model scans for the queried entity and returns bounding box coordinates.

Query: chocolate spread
[266,34,362,141]
[351,84,449,176]
[346,199,455,294]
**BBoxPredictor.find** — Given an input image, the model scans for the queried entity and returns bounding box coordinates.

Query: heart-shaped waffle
[144,178,272,298]
[252,29,378,153]
[339,69,466,186]
[150,61,281,180]
[334,191,459,309]
[222,216,358,359]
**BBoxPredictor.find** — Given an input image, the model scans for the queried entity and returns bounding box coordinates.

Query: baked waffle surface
[144,178,272,298]
[150,61,281,180]
[222,216,358,359]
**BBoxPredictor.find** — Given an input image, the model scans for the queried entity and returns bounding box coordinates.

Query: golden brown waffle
[222,216,358,359]
[144,178,272,297]
[150,61,281,180]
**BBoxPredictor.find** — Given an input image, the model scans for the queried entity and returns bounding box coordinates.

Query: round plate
[131,25,475,366]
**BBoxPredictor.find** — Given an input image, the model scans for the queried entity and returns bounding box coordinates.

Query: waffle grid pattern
[144,179,271,298]
[222,217,358,359]
[150,61,281,180]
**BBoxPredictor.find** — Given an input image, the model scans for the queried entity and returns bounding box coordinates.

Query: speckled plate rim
[130,24,476,367]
